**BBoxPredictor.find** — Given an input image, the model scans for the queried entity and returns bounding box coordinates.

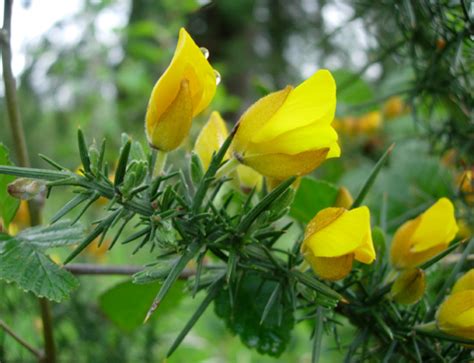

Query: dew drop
[214,69,221,85]
[200,47,209,59]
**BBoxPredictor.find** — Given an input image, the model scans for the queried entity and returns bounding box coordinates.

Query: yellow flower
[145,28,217,151]
[436,271,474,341]
[334,187,353,209]
[452,269,474,294]
[357,111,382,133]
[301,206,375,281]
[383,96,406,119]
[232,70,340,179]
[390,198,458,269]
[390,268,426,305]
[458,170,474,204]
[194,111,230,170]
[194,111,262,191]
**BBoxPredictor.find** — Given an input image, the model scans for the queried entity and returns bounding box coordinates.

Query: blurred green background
[1,0,472,362]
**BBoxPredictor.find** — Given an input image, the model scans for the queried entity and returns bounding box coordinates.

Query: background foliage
[1,0,472,362]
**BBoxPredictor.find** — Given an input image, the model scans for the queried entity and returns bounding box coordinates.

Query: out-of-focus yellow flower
[436,270,474,341]
[233,70,340,179]
[84,237,110,262]
[194,111,263,191]
[301,206,375,281]
[452,269,474,294]
[390,268,426,305]
[390,198,458,269]
[457,219,472,239]
[357,111,382,133]
[383,96,406,119]
[334,187,353,209]
[458,170,474,204]
[146,28,217,151]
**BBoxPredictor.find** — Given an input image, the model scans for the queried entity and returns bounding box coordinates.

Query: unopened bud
[390,268,426,305]
[8,178,47,201]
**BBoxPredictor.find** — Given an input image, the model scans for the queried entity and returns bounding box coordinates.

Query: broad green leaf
[99,280,185,332]
[0,235,79,302]
[289,177,339,223]
[214,273,294,357]
[17,221,85,248]
[0,144,20,227]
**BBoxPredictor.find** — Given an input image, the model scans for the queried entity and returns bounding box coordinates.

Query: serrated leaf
[289,178,339,223]
[214,273,294,357]
[0,144,20,227]
[0,235,79,301]
[17,220,85,248]
[99,279,185,332]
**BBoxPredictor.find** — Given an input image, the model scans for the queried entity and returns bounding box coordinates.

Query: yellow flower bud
[390,198,458,269]
[334,187,353,209]
[436,290,474,340]
[233,70,340,179]
[194,111,262,191]
[301,206,375,281]
[145,28,217,151]
[383,96,405,119]
[390,268,426,305]
[194,111,230,170]
[452,269,474,294]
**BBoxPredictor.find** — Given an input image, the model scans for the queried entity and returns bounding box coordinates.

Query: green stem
[1,1,54,361]
[153,150,168,178]
[0,319,43,359]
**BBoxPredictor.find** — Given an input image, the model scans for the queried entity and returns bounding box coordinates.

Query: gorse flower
[436,269,474,340]
[390,268,426,305]
[145,28,217,151]
[232,70,340,179]
[194,111,262,190]
[301,206,375,281]
[390,198,458,269]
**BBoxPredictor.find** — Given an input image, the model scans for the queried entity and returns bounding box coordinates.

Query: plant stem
[153,150,168,177]
[0,319,43,359]
[1,1,54,361]
[65,263,195,278]
[38,299,56,363]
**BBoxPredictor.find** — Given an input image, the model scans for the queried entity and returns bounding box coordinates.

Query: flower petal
[305,254,354,281]
[251,70,336,143]
[248,123,340,157]
[305,206,374,262]
[194,111,229,170]
[233,86,292,154]
[410,198,458,252]
[147,79,193,151]
[437,291,474,338]
[240,148,329,179]
[452,269,474,294]
[146,27,216,132]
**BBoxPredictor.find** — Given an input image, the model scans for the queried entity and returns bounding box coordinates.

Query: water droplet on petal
[200,47,209,59]
[214,69,221,85]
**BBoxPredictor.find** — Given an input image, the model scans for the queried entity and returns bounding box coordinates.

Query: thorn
[143,300,160,323]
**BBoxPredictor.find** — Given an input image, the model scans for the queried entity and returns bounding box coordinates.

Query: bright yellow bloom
[145,28,217,151]
[390,268,426,305]
[383,96,406,119]
[390,198,458,269]
[194,111,262,191]
[436,271,474,341]
[233,70,340,179]
[452,269,474,294]
[301,206,375,281]
[334,187,353,209]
